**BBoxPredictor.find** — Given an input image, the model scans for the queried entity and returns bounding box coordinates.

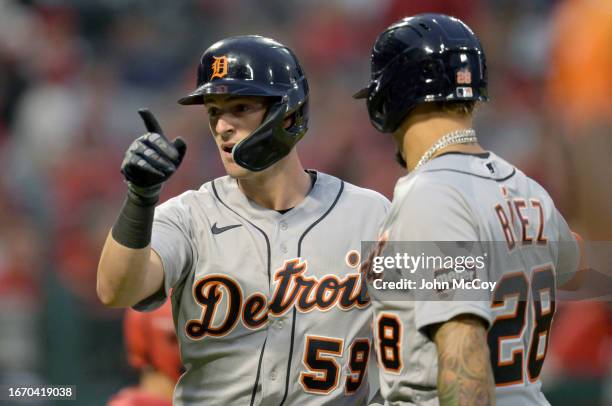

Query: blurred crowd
[0,0,610,404]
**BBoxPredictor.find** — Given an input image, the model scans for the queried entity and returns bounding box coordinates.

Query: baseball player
[355,14,582,406]
[97,35,389,405]
[108,300,182,406]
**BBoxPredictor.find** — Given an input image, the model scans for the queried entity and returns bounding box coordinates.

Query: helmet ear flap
[233,97,307,171]
[365,80,388,132]
[366,59,418,133]
[285,97,309,136]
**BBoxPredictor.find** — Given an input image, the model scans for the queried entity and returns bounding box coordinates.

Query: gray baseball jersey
[135,171,390,405]
[367,152,579,406]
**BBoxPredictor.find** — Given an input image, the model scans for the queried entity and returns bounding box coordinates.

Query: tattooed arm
[430,315,495,406]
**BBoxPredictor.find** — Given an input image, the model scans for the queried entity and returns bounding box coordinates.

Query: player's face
[205,96,268,178]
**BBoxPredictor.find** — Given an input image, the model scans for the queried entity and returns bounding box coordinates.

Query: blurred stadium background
[0,0,610,404]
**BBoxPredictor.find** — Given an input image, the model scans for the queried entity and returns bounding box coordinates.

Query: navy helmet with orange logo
[179,35,309,172]
[354,13,488,133]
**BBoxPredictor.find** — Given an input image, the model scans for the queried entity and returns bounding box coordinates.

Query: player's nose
[215,115,235,139]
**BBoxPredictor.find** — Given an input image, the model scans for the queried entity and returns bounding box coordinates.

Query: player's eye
[207,107,220,118]
[231,104,254,115]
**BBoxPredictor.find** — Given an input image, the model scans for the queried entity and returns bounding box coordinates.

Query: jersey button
[280,244,288,254]
[280,221,288,231]
[270,370,277,380]
[275,319,284,329]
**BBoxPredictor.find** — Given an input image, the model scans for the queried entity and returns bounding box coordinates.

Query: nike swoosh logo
[211,222,242,235]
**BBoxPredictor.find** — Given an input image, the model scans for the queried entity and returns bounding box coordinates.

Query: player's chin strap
[232,98,307,172]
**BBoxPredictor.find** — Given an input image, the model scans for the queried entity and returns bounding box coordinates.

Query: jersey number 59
[299,335,371,395]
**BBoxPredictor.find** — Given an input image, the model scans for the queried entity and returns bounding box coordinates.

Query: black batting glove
[121,109,187,206]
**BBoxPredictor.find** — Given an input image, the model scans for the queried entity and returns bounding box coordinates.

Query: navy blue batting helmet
[179,35,309,171]
[354,14,488,133]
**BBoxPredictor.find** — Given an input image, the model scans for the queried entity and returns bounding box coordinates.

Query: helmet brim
[178,80,288,105]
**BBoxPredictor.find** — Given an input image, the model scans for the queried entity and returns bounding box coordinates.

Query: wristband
[111,192,157,249]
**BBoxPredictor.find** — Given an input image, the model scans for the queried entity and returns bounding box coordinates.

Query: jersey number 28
[488,265,555,386]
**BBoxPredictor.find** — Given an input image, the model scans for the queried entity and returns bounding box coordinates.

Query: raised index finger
[138,108,166,138]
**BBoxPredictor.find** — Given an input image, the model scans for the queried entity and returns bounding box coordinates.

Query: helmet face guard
[179,35,309,171]
[354,14,489,133]
[233,96,308,172]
